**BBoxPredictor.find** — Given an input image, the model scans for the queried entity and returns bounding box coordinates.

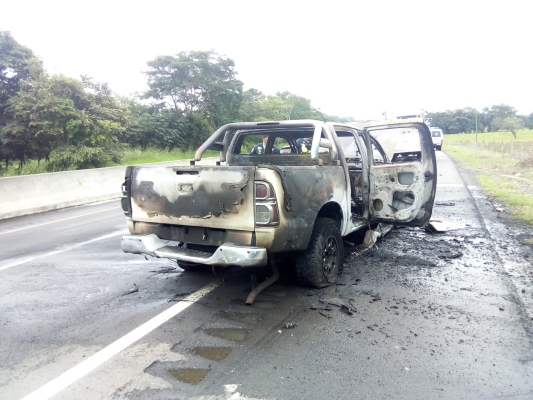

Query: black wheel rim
[322,235,338,281]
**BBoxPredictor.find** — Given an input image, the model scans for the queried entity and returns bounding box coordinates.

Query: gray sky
[2,0,531,120]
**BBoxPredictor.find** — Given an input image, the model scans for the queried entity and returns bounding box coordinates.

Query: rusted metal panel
[130,166,256,231]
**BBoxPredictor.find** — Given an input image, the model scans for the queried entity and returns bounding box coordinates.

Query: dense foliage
[4,74,129,169]
[429,104,533,135]
[0,36,330,174]
[0,31,531,174]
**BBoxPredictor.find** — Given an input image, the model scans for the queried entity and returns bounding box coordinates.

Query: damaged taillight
[121,166,132,217]
[255,181,279,227]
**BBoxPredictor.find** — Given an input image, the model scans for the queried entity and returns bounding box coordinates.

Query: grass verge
[0,147,219,177]
[445,129,533,144]
[445,144,533,225]
[118,148,219,165]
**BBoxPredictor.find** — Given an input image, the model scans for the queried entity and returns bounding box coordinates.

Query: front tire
[436,145,442,151]
[296,218,345,288]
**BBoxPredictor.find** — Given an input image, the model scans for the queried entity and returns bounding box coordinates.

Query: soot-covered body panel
[130,166,256,231]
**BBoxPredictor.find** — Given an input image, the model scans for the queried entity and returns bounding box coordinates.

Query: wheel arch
[316,201,344,231]
[271,201,344,253]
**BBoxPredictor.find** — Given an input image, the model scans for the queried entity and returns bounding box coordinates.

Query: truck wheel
[296,218,344,288]
[436,145,442,151]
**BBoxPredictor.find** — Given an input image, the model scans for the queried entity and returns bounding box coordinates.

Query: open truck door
[363,122,437,226]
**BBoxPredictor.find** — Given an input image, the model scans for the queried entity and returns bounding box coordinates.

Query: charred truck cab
[121,120,437,299]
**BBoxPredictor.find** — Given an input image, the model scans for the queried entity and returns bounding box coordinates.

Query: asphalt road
[1,152,532,400]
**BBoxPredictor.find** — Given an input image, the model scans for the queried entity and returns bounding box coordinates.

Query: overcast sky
[2,0,531,120]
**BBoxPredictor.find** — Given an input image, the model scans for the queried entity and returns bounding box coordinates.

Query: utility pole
[475,111,478,144]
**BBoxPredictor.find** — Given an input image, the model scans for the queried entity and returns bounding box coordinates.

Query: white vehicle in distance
[431,128,444,151]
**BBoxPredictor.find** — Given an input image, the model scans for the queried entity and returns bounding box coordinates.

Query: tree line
[1,31,531,173]
[1,32,350,172]
[429,105,533,137]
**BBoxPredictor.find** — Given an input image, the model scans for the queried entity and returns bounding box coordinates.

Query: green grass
[445,129,533,143]
[445,139,533,224]
[0,147,220,177]
[0,159,54,177]
[118,148,218,165]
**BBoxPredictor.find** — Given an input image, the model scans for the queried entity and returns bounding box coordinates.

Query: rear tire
[436,145,442,151]
[296,218,344,288]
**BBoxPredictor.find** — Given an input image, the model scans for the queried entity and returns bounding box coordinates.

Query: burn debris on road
[425,222,445,234]
[310,303,333,311]
[369,294,382,303]
[168,291,193,302]
[435,201,456,206]
[121,283,138,296]
[319,311,331,319]
[149,267,178,274]
[353,223,394,253]
[310,297,357,317]
[438,249,463,260]
[339,304,353,315]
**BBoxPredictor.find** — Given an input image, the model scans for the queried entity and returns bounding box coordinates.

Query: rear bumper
[121,234,268,267]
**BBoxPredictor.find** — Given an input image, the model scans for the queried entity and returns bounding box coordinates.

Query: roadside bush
[46,143,127,171]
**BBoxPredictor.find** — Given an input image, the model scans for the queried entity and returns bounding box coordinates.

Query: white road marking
[0,230,124,272]
[83,199,119,206]
[0,206,120,236]
[20,279,222,400]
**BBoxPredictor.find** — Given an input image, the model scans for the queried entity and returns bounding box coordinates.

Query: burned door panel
[130,166,256,231]
[370,164,427,220]
[366,123,437,226]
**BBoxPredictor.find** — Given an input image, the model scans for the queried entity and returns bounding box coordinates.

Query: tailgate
[129,165,256,231]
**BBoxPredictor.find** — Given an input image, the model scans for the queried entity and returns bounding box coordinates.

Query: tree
[482,104,516,132]
[276,91,324,120]
[491,116,525,138]
[324,114,356,123]
[144,50,243,129]
[0,31,43,168]
[123,100,188,150]
[3,74,129,169]
[523,113,533,130]
[239,88,265,121]
[430,109,478,134]
[0,32,42,117]
[185,113,214,149]
[239,90,324,122]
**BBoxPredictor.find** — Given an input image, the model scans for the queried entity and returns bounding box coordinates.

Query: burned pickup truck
[121,120,436,300]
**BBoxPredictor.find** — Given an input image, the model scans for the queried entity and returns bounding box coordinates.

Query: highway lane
[1,152,532,400]
[0,201,125,270]
[0,201,220,399]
